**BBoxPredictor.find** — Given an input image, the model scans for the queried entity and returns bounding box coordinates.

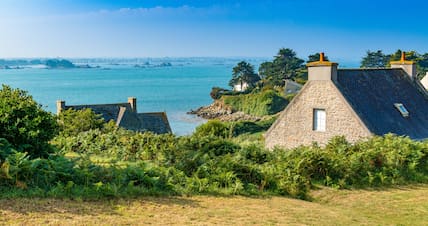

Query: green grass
[1,185,427,225]
[222,89,287,116]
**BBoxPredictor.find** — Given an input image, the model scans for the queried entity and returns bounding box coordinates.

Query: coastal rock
[188,100,263,122]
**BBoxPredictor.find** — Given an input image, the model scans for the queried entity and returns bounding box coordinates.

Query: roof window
[394,103,409,117]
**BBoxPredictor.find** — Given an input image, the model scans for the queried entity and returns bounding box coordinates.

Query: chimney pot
[401,51,406,62]
[319,52,325,62]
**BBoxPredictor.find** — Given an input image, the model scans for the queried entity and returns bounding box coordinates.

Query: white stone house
[233,81,249,92]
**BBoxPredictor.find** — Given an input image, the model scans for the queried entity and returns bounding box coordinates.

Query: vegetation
[222,89,288,116]
[2,114,427,200]
[57,108,105,136]
[228,61,260,90]
[258,48,305,86]
[0,85,57,158]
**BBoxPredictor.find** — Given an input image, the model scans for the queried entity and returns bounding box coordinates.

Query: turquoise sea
[0,58,266,135]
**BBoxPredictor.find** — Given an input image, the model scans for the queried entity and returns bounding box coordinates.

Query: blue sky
[1,0,428,62]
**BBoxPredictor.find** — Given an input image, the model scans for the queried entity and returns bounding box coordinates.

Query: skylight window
[394,103,409,117]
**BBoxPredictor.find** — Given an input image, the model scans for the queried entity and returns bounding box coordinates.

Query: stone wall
[265,80,371,149]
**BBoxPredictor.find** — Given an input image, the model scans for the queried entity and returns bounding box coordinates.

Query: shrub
[0,85,58,157]
[194,120,230,139]
[57,108,105,136]
[210,87,230,100]
[222,89,288,116]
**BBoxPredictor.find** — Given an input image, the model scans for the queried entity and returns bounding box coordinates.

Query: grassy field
[0,184,427,226]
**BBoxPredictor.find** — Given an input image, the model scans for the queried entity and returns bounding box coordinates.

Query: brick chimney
[56,100,65,115]
[390,51,416,79]
[306,52,338,82]
[128,97,137,112]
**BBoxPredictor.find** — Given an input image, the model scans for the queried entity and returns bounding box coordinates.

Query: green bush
[58,108,105,136]
[222,89,288,116]
[210,87,230,100]
[194,120,230,138]
[0,85,58,157]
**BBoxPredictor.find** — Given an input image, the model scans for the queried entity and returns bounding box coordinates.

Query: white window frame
[313,109,326,132]
[394,103,409,117]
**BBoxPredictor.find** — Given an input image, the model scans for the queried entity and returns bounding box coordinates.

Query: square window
[313,109,326,131]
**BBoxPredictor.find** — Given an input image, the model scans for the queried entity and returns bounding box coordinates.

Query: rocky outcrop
[188,100,263,122]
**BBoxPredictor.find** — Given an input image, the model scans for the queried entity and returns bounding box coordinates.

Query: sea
[0,58,268,135]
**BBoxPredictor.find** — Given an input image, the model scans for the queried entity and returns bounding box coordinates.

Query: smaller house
[233,81,249,92]
[56,97,172,134]
[284,79,302,94]
[421,72,428,90]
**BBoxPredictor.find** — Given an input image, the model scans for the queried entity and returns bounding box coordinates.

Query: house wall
[421,72,428,90]
[265,80,371,150]
[233,82,249,92]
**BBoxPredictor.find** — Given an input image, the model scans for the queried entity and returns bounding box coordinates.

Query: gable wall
[265,81,371,149]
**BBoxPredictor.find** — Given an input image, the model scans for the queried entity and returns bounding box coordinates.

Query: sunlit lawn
[1,184,427,225]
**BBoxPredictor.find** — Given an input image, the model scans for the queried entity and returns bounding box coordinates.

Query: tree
[360,50,390,68]
[0,85,58,157]
[259,48,304,86]
[229,61,260,90]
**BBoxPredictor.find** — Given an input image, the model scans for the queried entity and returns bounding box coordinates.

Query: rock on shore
[188,100,263,122]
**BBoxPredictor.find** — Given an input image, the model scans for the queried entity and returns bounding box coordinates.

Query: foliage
[259,48,305,86]
[210,86,231,100]
[229,61,260,89]
[222,89,288,116]
[0,85,58,157]
[360,50,390,68]
[194,120,230,139]
[58,108,106,136]
[0,138,15,161]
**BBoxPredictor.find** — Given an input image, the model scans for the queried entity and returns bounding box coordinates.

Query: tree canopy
[360,50,390,68]
[229,61,260,89]
[258,48,304,86]
[0,85,58,157]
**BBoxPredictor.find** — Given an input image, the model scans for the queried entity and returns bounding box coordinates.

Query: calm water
[0,58,265,135]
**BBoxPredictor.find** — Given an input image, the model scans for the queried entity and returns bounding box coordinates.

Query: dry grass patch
[1,185,427,225]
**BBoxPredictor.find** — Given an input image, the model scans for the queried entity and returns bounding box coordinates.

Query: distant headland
[0,58,94,69]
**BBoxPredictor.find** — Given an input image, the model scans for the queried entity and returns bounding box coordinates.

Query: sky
[1,0,428,62]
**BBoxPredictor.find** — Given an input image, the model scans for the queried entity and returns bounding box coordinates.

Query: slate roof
[64,102,172,134]
[284,79,302,94]
[335,68,428,139]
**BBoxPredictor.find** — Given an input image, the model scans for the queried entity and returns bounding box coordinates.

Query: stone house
[57,97,172,134]
[265,52,428,149]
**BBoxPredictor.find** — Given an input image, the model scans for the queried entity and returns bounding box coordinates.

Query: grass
[1,184,427,225]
